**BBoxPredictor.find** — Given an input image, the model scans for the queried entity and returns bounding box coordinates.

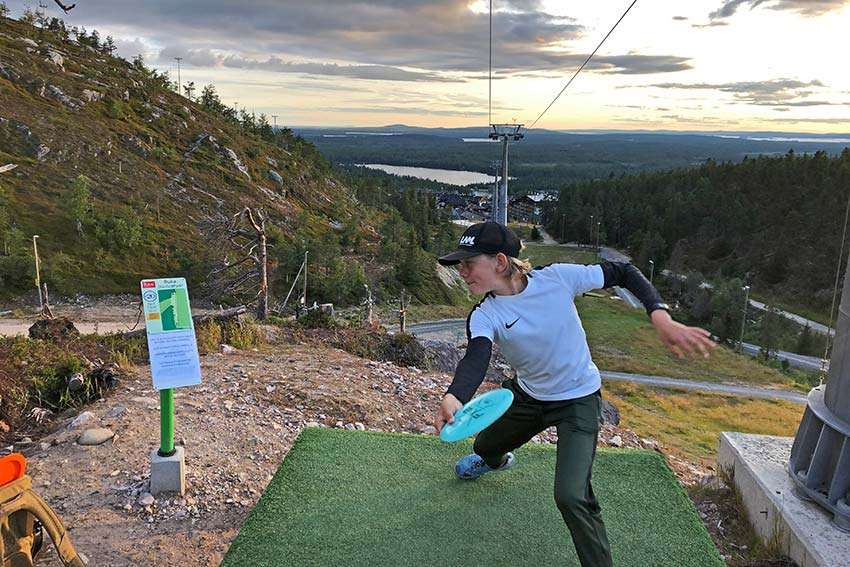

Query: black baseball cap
[438,221,522,266]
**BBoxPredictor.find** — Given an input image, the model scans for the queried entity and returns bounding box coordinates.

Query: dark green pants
[473,379,613,567]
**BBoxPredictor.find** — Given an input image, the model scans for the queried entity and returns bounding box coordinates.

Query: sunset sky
[7,0,850,132]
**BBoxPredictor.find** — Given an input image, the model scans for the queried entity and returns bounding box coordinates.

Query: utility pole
[649,259,655,284]
[589,214,594,247]
[271,115,278,130]
[302,250,308,308]
[738,285,750,353]
[595,221,601,260]
[489,124,523,226]
[174,57,182,94]
[32,235,43,313]
[399,289,407,334]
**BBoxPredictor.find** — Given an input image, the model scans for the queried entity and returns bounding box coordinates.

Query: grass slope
[603,381,803,465]
[0,16,356,296]
[223,427,723,567]
[579,295,800,388]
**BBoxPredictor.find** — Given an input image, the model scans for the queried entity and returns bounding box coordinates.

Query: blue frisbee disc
[439,389,514,443]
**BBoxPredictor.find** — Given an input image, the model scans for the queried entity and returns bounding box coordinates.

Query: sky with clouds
[6,0,850,131]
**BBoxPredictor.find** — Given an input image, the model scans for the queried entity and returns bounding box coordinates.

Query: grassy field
[578,296,803,388]
[522,243,598,266]
[223,427,723,567]
[602,381,803,465]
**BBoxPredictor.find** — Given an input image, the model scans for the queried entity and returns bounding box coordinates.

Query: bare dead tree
[200,207,270,320]
[243,207,269,320]
[41,282,54,319]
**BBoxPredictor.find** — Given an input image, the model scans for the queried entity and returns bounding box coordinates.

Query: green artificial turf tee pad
[223,427,723,566]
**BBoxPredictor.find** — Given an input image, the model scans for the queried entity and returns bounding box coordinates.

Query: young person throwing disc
[434,221,715,567]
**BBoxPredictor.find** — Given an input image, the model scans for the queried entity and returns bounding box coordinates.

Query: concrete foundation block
[150,446,185,496]
[718,432,850,567]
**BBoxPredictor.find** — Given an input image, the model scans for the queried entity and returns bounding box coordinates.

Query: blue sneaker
[455,452,516,480]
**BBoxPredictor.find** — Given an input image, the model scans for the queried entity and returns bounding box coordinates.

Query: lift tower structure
[789,249,850,531]
[489,124,523,226]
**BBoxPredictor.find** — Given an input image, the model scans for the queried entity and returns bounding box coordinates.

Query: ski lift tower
[489,123,523,226]
[789,251,850,531]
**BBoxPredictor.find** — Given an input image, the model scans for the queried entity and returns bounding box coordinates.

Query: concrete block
[150,446,185,496]
[718,432,850,567]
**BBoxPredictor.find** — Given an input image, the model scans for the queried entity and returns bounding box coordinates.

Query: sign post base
[150,446,185,496]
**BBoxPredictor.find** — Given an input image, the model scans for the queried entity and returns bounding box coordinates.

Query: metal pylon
[489,124,523,226]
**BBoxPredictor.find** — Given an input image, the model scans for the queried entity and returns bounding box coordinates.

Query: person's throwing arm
[435,336,493,433]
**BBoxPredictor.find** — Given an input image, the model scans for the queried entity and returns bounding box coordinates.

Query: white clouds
[649,79,829,106]
[709,0,846,20]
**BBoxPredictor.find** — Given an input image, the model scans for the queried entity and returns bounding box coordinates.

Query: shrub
[104,98,127,120]
[297,309,339,329]
[195,320,223,354]
[221,320,264,349]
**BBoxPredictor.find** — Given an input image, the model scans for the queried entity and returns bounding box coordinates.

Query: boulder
[28,317,80,341]
[46,84,82,108]
[46,50,64,72]
[267,169,283,184]
[224,147,250,180]
[600,399,620,426]
[68,411,98,430]
[81,89,103,103]
[77,428,115,446]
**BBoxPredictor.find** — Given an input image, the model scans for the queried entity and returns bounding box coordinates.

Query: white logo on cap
[459,235,476,246]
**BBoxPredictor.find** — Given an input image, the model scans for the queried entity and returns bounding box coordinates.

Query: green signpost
[140,277,202,493]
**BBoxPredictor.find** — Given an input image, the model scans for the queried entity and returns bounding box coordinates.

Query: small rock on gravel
[77,428,115,446]
[608,435,623,448]
[106,405,128,418]
[68,411,98,430]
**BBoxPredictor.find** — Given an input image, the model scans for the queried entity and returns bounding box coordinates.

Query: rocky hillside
[0,15,368,299]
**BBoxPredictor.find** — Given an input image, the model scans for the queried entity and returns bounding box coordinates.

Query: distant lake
[359,164,495,186]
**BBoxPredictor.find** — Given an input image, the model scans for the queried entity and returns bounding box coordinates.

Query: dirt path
[0,302,217,337]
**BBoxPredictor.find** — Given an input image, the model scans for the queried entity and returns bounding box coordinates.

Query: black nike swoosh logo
[505,317,520,329]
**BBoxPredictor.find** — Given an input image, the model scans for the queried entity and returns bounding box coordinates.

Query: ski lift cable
[527,0,638,130]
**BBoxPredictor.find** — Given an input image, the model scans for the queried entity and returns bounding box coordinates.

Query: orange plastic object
[0,453,27,486]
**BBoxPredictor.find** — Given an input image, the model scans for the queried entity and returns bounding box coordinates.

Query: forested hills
[0,14,462,308]
[299,125,850,192]
[548,149,850,320]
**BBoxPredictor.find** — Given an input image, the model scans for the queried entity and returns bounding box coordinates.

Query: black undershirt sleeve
[446,336,493,404]
[598,261,667,317]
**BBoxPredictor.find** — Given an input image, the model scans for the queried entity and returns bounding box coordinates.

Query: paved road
[748,299,834,337]
[741,342,828,373]
[406,319,807,404]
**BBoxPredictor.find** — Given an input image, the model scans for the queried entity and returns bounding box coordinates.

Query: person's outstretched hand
[650,310,716,359]
[434,394,462,434]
